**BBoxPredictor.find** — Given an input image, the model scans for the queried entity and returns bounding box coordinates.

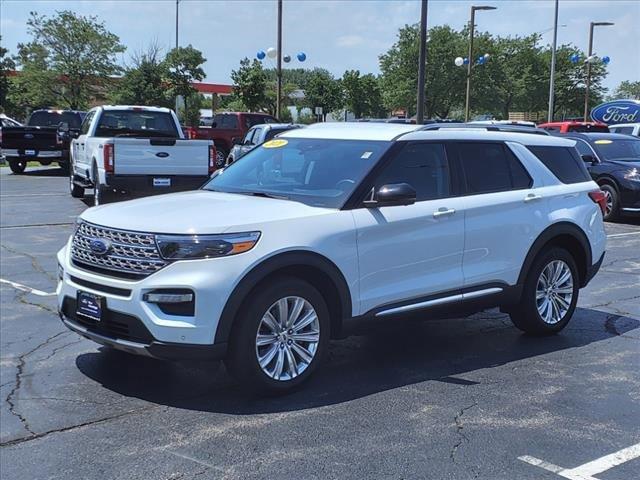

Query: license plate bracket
[76,291,103,321]
[24,149,36,156]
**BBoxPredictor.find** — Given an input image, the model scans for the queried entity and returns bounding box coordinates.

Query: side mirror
[364,183,416,208]
[581,154,597,164]
[58,122,70,133]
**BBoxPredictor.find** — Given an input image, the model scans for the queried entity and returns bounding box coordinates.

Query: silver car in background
[227,123,304,165]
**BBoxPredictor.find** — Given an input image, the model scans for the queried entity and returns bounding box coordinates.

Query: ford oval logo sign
[591,99,640,125]
[156,152,169,158]
[89,238,111,256]
[24,134,34,139]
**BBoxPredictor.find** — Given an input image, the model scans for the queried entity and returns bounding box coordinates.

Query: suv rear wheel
[509,247,579,335]
[225,276,329,394]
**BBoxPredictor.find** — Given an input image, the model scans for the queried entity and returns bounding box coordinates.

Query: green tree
[609,80,640,100]
[6,42,59,116]
[342,70,385,118]
[24,10,124,109]
[303,69,343,120]
[112,43,170,107]
[163,45,206,123]
[0,36,16,113]
[379,24,420,116]
[230,58,267,112]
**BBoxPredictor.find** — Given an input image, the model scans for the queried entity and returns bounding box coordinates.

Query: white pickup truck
[68,105,215,205]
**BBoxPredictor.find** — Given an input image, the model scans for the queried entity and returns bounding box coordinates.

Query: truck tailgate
[113,138,209,176]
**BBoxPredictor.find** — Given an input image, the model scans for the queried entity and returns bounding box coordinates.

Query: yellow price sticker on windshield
[263,139,288,149]
[595,139,612,145]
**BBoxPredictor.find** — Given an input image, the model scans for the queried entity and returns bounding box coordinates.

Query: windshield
[203,138,391,208]
[95,110,179,138]
[592,138,640,161]
[28,111,82,128]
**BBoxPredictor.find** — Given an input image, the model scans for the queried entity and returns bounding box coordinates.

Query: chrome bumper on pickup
[2,149,63,158]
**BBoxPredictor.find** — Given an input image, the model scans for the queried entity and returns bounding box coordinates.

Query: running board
[375,287,504,317]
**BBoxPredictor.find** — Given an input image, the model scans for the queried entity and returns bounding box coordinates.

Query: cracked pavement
[1,167,639,479]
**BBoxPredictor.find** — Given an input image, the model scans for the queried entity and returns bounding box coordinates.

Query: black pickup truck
[0,110,85,174]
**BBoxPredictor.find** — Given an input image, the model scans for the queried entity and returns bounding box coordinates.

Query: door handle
[433,207,456,218]
[524,193,542,202]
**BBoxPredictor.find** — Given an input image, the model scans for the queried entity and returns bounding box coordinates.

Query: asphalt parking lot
[1,166,638,480]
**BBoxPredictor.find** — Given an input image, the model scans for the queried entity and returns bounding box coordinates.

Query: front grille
[71,221,167,279]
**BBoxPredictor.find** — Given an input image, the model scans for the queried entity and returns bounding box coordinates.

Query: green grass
[0,161,55,168]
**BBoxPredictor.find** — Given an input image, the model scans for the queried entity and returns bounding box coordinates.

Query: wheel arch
[214,250,353,345]
[517,222,593,290]
[595,175,620,192]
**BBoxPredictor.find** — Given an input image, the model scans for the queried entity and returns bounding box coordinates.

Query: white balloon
[454,56,464,67]
[483,53,490,59]
[266,47,277,59]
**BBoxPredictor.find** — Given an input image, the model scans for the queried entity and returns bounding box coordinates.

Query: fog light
[57,263,64,281]
[143,293,193,303]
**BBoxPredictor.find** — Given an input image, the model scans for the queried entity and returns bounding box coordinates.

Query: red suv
[538,121,609,134]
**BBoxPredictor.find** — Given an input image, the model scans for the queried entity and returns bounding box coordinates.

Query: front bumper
[56,238,243,360]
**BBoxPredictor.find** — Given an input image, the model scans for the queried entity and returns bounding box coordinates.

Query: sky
[1,0,639,93]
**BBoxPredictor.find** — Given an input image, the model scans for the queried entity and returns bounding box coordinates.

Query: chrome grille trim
[71,221,167,278]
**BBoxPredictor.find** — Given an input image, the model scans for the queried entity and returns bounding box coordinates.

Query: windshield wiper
[235,191,290,200]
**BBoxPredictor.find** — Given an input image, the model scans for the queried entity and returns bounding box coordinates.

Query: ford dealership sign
[591,99,640,125]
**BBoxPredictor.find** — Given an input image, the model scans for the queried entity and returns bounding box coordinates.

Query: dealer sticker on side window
[263,139,288,149]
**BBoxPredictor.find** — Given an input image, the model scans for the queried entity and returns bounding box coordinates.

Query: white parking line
[519,442,640,480]
[607,231,640,238]
[0,278,56,296]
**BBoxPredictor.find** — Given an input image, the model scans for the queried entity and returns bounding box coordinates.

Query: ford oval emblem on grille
[156,152,169,158]
[89,238,111,256]
[24,133,34,139]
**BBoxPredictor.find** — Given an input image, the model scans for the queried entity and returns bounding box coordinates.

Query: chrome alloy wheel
[255,296,320,381]
[536,260,574,324]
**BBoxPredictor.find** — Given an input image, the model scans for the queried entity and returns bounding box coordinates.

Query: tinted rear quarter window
[526,146,591,184]
[457,142,532,194]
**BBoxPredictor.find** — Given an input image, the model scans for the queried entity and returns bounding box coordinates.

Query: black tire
[509,247,579,336]
[92,167,112,206]
[225,276,330,395]
[69,160,85,198]
[8,159,26,174]
[216,148,228,169]
[600,184,619,221]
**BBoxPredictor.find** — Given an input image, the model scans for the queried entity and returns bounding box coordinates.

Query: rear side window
[526,146,591,184]
[214,114,239,129]
[374,142,450,201]
[456,142,532,194]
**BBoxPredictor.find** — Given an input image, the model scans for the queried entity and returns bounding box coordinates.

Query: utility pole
[583,21,614,122]
[464,6,496,122]
[416,0,428,124]
[547,0,559,122]
[175,0,180,115]
[276,0,283,120]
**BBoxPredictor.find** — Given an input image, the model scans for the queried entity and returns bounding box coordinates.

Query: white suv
[57,123,607,393]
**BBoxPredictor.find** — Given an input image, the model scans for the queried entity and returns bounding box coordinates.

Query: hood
[606,158,640,168]
[80,190,334,234]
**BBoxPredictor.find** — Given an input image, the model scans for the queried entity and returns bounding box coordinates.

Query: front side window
[373,142,450,201]
[457,142,532,194]
[526,146,591,184]
[95,110,178,138]
[204,138,391,208]
[243,128,257,145]
[80,111,95,135]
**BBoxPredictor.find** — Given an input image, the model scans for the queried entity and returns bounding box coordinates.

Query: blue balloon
[297,52,306,62]
[477,55,485,65]
[570,53,580,64]
[463,57,469,65]
[257,50,266,60]
[602,55,610,65]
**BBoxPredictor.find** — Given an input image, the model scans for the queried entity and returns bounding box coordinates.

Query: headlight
[156,232,260,260]
[624,168,640,182]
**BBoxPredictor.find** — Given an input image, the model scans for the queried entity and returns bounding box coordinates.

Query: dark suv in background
[561,132,640,220]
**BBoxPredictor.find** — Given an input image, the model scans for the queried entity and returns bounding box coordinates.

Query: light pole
[584,21,614,121]
[464,5,496,122]
[175,0,180,114]
[416,0,428,124]
[276,0,283,120]
[547,0,559,122]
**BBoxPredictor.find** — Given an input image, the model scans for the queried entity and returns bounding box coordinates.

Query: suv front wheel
[509,247,579,335]
[225,276,330,394]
